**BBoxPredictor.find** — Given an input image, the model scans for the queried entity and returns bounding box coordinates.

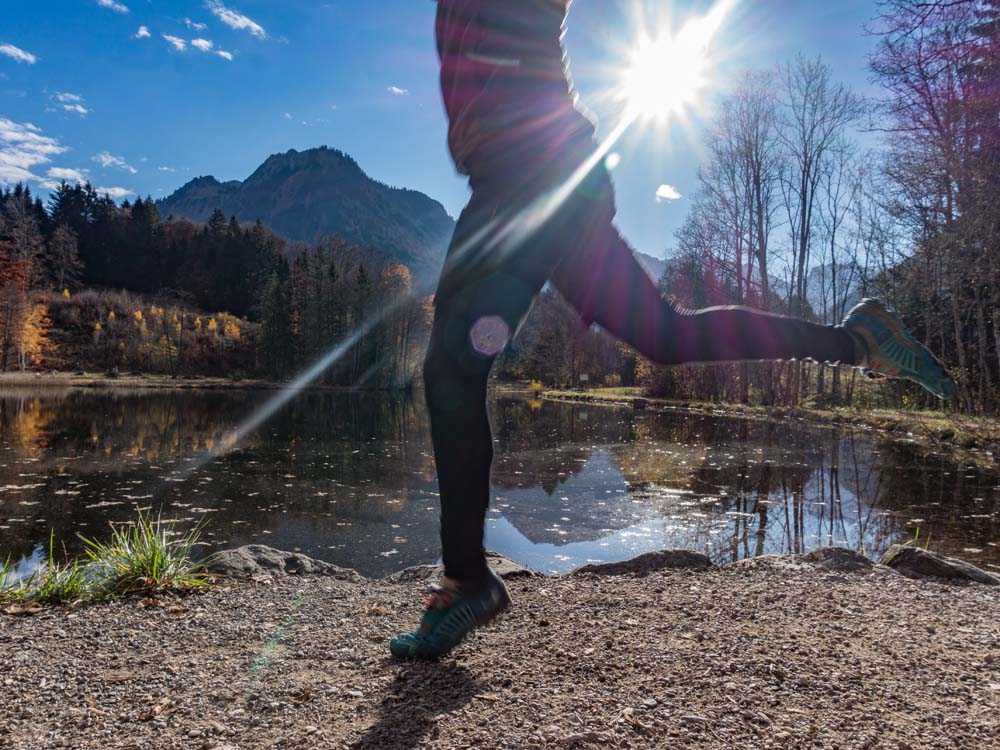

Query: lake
[0,388,997,579]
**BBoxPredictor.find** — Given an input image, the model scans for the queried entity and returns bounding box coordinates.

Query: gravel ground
[2,554,998,750]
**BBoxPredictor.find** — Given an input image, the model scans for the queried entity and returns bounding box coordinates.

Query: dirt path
[2,553,998,750]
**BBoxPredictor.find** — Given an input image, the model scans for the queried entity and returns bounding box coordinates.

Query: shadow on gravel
[353,661,482,749]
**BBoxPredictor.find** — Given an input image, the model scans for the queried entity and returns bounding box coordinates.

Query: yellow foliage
[62,288,70,298]
[94,322,102,332]
[133,310,143,322]
[194,316,202,329]
[18,303,54,366]
[529,380,544,394]
[108,310,116,320]
[224,320,240,339]
[207,318,218,333]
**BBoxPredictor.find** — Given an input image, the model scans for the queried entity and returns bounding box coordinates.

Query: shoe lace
[422,585,458,610]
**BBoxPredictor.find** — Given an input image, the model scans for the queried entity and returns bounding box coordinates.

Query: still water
[0,388,997,578]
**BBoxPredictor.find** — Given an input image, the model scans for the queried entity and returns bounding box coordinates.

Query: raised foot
[842,298,956,401]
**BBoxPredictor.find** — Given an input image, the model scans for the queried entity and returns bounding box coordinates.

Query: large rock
[880,545,999,586]
[203,545,362,581]
[383,551,540,583]
[570,550,712,577]
[802,547,875,573]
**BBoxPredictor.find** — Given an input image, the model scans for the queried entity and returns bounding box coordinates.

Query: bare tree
[1,193,44,289]
[869,0,1000,411]
[778,55,866,318]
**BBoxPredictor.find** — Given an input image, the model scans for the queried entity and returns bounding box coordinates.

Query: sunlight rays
[147,0,741,483]
[619,0,738,125]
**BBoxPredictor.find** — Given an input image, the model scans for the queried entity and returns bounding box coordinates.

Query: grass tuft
[79,507,209,596]
[2,532,91,605]
[0,555,16,598]
[1,508,211,609]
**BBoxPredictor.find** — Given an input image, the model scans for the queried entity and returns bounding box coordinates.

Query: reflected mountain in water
[0,389,997,577]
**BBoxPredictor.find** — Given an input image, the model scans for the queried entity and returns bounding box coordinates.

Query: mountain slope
[634,251,667,284]
[156,147,455,285]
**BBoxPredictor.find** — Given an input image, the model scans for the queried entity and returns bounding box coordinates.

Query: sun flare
[623,36,707,119]
[620,0,737,122]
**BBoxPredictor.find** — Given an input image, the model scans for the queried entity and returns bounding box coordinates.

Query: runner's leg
[550,185,859,366]
[424,189,551,588]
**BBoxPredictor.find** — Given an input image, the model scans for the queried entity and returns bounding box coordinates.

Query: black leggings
[425,166,858,586]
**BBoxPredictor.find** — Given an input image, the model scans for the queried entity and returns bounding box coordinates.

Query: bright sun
[623,35,707,119]
[620,0,736,122]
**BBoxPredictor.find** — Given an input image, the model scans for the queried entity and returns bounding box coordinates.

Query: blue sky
[2,0,880,257]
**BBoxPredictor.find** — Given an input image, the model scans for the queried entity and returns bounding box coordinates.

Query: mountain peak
[156,147,455,286]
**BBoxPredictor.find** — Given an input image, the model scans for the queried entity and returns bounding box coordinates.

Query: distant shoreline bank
[542,387,1000,467]
[0,371,412,392]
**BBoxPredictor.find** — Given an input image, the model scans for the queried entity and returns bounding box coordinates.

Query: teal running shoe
[842,298,955,400]
[390,569,511,659]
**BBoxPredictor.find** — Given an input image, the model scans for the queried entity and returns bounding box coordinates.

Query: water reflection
[0,388,997,577]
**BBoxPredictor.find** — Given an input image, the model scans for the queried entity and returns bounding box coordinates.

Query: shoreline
[542,388,1000,468]
[4,370,993,459]
[2,545,997,750]
[0,371,413,392]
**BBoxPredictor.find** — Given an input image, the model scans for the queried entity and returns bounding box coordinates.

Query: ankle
[844,328,869,367]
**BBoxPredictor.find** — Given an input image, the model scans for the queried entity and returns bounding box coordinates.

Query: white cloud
[92,151,137,174]
[0,118,69,186]
[282,112,293,120]
[185,18,208,31]
[157,166,176,172]
[387,86,408,96]
[655,184,683,203]
[0,43,37,65]
[96,186,134,200]
[134,25,151,39]
[96,0,130,14]
[189,39,233,60]
[46,167,88,185]
[162,35,187,52]
[53,92,89,116]
[206,1,267,39]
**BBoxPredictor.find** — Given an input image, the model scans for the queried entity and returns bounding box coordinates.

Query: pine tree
[258,264,294,379]
[46,224,83,291]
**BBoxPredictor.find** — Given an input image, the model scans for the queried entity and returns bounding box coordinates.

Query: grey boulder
[570,549,712,576]
[384,551,540,583]
[802,547,875,573]
[203,545,363,581]
[880,545,999,585]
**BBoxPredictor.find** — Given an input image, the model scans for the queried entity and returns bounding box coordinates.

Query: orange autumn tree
[17,302,54,370]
